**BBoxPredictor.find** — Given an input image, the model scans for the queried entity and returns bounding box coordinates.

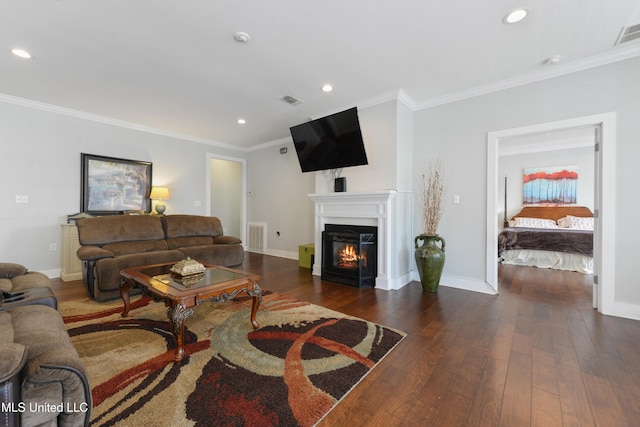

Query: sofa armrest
[0,343,27,384]
[1,343,27,427]
[38,364,92,427]
[212,235,242,245]
[0,263,28,279]
[25,348,92,427]
[77,245,114,261]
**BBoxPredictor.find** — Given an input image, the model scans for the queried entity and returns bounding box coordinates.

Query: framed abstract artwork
[81,153,152,215]
[523,165,578,206]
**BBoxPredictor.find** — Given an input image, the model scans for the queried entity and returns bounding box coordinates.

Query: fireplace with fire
[321,224,377,288]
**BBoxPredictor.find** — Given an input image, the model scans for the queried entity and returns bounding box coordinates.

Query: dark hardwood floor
[51,253,640,426]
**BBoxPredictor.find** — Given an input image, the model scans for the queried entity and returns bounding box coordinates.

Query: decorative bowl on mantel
[170,257,205,276]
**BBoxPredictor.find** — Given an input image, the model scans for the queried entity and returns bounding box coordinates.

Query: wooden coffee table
[120,261,262,362]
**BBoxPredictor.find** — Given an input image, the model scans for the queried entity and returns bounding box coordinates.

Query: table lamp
[150,186,170,215]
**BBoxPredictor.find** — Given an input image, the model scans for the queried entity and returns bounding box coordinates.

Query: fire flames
[338,244,366,269]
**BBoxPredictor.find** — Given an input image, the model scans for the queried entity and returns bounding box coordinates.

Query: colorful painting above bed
[523,165,578,206]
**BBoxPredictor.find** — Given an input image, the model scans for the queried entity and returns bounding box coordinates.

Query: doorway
[486,113,616,314]
[206,154,247,246]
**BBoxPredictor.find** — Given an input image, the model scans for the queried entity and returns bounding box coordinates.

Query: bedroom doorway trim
[486,112,616,315]
[206,153,248,250]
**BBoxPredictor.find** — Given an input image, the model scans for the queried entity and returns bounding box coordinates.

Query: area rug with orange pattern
[61,292,405,427]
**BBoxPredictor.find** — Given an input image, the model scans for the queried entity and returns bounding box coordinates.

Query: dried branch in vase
[419,160,444,235]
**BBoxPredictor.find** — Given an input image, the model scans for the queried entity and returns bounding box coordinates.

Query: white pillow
[564,215,594,230]
[511,217,559,229]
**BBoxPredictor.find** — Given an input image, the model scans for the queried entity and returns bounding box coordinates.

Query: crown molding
[254,89,419,150]
[396,89,418,111]
[310,89,418,121]
[3,44,638,151]
[415,44,640,110]
[0,93,247,152]
[247,136,292,152]
[306,91,399,123]
[499,136,594,157]
[357,89,417,111]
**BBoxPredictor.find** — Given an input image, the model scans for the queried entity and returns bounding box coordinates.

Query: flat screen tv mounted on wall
[290,107,368,173]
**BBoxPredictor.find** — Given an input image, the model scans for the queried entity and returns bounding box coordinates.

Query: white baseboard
[41,268,61,279]
[439,274,498,295]
[257,252,496,296]
[312,264,321,276]
[603,301,640,321]
[375,272,413,291]
[407,271,497,295]
[263,248,299,261]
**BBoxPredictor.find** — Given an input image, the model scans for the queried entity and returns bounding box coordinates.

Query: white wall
[396,101,414,192]
[247,141,315,259]
[413,56,640,309]
[313,101,399,193]
[0,100,246,276]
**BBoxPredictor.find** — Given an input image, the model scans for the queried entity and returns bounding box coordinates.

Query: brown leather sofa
[1,263,92,427]
[76,215,244,302]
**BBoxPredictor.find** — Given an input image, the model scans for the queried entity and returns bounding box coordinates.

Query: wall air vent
[615,23,640,45]
[280,95,304,106]
[247,222,267,253]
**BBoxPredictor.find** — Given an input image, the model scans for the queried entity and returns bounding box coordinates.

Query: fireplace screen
[322,224,377,288]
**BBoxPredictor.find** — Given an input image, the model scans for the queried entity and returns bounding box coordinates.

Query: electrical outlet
[49,243,57,251]
[15,195,29,204]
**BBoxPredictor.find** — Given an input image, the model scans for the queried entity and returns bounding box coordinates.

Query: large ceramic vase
[414,234,446,293]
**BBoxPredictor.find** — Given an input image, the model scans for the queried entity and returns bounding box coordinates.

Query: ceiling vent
[280,95,304,106]
[615,23,640,45]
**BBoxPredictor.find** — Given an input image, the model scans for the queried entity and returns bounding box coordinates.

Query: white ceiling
[2,1,640,150]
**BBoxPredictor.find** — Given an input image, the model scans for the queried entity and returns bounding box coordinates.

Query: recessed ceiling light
[237,118,246,124]
[322,84,333,93]
[503,9,528,24]
[11,48,32,59]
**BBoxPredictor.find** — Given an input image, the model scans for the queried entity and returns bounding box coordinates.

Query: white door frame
[486,112,616,314]
[206,153,248,249]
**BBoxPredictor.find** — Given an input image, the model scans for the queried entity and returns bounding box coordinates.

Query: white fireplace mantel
[309,190,413,290]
